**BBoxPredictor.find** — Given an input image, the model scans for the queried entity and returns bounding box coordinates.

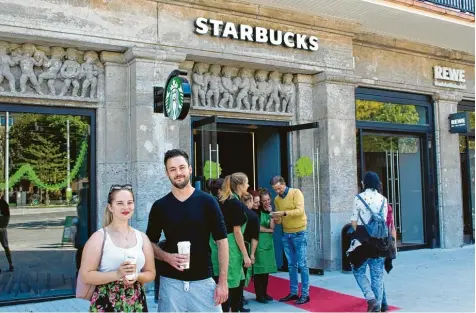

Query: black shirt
[220,197,246,234]
[243,208,259,243]
[146,190,227,281]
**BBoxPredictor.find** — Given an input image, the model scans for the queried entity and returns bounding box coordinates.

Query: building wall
[0,0,474,271]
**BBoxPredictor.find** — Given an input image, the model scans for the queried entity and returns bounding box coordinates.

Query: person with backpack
[349,172,390,312]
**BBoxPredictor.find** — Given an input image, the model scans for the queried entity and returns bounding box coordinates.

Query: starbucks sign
[162,70,191,120]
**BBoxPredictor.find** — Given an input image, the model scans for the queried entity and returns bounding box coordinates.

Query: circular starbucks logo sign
[163,71,191,121]
[165,77,184,120]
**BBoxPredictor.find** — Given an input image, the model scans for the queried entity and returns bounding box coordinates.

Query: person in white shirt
[350,172,389,312]
[79,184,156,312]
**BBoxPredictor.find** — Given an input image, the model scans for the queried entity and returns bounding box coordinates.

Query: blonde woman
[211,173,252,312]
[79,184,156,312]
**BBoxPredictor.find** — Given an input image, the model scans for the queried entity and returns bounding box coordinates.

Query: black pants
[253,273,269,299]
[239,267,248,309]
[214,276,241,312]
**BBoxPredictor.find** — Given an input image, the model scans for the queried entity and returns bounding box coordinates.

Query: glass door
[361,133,426,246]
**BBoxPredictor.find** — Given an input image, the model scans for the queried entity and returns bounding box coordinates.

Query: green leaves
[294,156,313,178]
[203,160,222,180]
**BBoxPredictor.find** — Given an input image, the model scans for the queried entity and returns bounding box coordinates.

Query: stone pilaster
[97,52,130,227]
[433,91,464,248]
[125,47,190,231]
[312,70,357,270]
[292,74,321,269]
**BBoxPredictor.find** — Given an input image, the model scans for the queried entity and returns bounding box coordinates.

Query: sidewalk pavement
[0,245,474,312]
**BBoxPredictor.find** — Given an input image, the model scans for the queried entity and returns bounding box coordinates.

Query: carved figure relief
[206,64,222,108]
[192,62,209,107]
[0,41,104,99]
[0,41,16,92]
[190,62,295,114]
[280,73,296,113]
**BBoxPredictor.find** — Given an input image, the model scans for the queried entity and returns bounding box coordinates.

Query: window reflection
[0,111,91,302]
[356,99,428,125]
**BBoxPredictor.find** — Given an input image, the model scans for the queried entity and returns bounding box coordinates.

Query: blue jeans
[352,257,385,307]
[281,231,310,298]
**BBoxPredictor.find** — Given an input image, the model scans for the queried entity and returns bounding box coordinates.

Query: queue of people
[75,148,393,312]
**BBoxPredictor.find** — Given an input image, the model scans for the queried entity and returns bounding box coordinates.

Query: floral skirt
[89,280,148,312]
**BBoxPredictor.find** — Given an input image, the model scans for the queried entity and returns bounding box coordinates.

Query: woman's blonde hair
[103,186,135,227]
[219,172,248,203]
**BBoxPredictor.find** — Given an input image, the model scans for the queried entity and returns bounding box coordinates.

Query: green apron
[210,194,248,288]
[254,211,277,275]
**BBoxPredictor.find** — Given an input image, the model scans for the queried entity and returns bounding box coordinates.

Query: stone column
[292,74,321,270]
[124,47,190,231]
[312,71,357,270]
[97,52,130,228]
[433,92,464,248]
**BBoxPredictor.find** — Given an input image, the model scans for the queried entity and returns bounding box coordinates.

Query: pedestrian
[348,171,390,312]
[252,189,277,303]
[146,149,229,312]
[380,186,397,313]
[79,184,156,312]
[269,176,310,305]
[215,172,252,312]
[0,193,14,273]
[239,192,260,312]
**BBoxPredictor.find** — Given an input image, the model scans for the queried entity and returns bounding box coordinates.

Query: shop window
[356,99,428,125]
[0,109,93,303]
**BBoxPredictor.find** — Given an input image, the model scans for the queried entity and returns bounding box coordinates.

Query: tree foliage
[1,113,90,192]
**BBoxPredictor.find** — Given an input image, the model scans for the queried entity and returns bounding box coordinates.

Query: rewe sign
[433,66,466,90]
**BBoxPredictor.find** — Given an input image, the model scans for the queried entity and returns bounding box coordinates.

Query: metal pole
[4,112,9,204]
[66,119,72,203]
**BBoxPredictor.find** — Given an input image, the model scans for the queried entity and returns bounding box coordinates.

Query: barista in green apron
[253,189,277,303]
[239,192,260,312]
[209,173,252,312]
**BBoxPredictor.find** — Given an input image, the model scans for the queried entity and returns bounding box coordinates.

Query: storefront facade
[0,0,474,304]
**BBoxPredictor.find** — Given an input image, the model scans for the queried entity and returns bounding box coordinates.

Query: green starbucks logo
[162,70,191,121]
[165,77,184,120]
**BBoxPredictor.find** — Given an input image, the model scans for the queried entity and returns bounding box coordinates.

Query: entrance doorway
[191,116,319,270]
[359,133,426,246]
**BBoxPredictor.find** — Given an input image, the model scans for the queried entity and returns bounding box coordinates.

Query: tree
[19,133,67,203]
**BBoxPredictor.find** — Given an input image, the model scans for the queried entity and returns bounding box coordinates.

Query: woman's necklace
[114,226,131,248]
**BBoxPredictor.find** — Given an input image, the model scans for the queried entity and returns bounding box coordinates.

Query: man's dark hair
[164,149,190,168]
[363,171,381,191]
[270,175,285,186]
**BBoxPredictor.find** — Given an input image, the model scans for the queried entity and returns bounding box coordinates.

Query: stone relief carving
[191,62,295,113]
[0,41,104,99]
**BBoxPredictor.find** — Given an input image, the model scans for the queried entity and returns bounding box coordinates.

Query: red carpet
[245,275,400,312]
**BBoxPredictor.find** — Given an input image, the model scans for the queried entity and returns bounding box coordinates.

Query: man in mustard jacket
[270,176,309,305]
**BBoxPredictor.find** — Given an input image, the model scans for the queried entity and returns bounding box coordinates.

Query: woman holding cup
[79,184,156,312]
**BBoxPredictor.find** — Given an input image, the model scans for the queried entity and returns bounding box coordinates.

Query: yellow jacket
[274,188,307,233]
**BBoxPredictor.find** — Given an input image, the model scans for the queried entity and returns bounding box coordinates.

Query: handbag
[75,228,107,300]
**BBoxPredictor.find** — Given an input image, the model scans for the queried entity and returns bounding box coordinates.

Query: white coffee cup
[177,241,191,269]
[124,253,137,280]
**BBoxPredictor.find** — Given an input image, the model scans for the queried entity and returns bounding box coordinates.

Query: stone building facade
[0,0,474,303]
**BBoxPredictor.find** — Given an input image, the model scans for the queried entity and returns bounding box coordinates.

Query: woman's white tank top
[98,228,146,275]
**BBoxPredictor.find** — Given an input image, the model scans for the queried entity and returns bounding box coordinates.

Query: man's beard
[170,175,190,189]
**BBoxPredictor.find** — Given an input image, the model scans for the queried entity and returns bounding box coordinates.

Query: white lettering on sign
[194,17,319,52]
[433,66,466,90]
